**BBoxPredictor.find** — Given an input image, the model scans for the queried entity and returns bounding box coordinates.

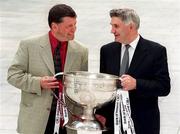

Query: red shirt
[49,31,68,71]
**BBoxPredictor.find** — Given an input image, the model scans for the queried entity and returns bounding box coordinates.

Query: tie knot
[125,44,130,49]
[56,43,61,49]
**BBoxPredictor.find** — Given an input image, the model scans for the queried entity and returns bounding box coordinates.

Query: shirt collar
[49,31,58,50]
[49,31,68,49]
[129,34,140,49]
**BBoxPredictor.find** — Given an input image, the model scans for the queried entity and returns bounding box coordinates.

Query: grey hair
[110,8,140,29]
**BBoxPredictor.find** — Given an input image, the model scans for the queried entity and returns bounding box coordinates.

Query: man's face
[110,17,130,44]
[53,17,77,41]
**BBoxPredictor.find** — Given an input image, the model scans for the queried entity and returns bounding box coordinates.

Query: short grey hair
[110,8,140,29]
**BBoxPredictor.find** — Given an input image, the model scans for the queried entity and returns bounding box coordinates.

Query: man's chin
[68,36,75,40]
[114,39,119,42]
[114,37,121,43]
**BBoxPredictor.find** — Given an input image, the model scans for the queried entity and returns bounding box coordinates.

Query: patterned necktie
[53,43,65,128]
[53,44,62,74]
[120,44,130,75]
[53,43,62,98]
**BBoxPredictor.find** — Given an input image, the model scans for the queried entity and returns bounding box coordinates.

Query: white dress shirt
[120,35,140,67]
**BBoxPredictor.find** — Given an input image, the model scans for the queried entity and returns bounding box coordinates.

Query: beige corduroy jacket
[7,33,88,134]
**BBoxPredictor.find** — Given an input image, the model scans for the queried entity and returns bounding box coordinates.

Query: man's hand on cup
[40,76,59,90]
[119,74,136,91]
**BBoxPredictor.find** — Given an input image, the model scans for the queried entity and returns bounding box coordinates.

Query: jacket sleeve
[7,40,42,96]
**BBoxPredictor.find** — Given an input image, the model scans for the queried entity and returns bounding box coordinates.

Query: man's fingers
[48,82,59,86]
[43,76,57,82]
[40,76,59,89]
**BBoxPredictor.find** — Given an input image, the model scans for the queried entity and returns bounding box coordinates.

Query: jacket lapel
[39,34,55,75]
[64,40,77,72]
[39,38,78,74]
[128,37,148,74]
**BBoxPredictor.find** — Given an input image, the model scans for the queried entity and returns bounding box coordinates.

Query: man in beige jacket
[7,4,88,134]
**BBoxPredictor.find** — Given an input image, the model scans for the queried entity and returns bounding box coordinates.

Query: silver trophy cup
[63,71,118,131]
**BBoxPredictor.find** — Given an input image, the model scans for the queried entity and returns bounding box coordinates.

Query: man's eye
[67,25,74,28]
[113,26,116,29]
[112,24,118,28]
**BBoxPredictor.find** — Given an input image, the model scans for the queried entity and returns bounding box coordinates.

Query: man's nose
[72,25,76,32]
[111,28,115,34]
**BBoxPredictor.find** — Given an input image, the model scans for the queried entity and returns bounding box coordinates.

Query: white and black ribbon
[114,89,122,134]
[114,89,135,134]
[53,92,69,134]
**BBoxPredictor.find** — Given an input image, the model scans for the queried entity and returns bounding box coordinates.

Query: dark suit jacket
[96,36,170,134]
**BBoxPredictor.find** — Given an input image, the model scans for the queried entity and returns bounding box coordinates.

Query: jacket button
[47,108,51,111]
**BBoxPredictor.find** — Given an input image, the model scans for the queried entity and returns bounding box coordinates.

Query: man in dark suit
[95,8,170,134]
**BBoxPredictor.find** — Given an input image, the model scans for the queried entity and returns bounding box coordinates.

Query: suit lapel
[128,37,148,74]
[64,40,77,72]
[39,34,55,75]
[39,38,78,74]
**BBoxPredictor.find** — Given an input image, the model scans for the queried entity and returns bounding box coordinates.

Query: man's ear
[51,22,58,31]
[130,22,137,31]
[129,22,134,30]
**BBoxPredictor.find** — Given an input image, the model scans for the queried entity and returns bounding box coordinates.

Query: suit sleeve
[136,47,170,97]
[81,47,88,71]
[7,40,42,95]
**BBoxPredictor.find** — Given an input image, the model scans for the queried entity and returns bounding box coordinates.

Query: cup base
[71,120,101,130]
